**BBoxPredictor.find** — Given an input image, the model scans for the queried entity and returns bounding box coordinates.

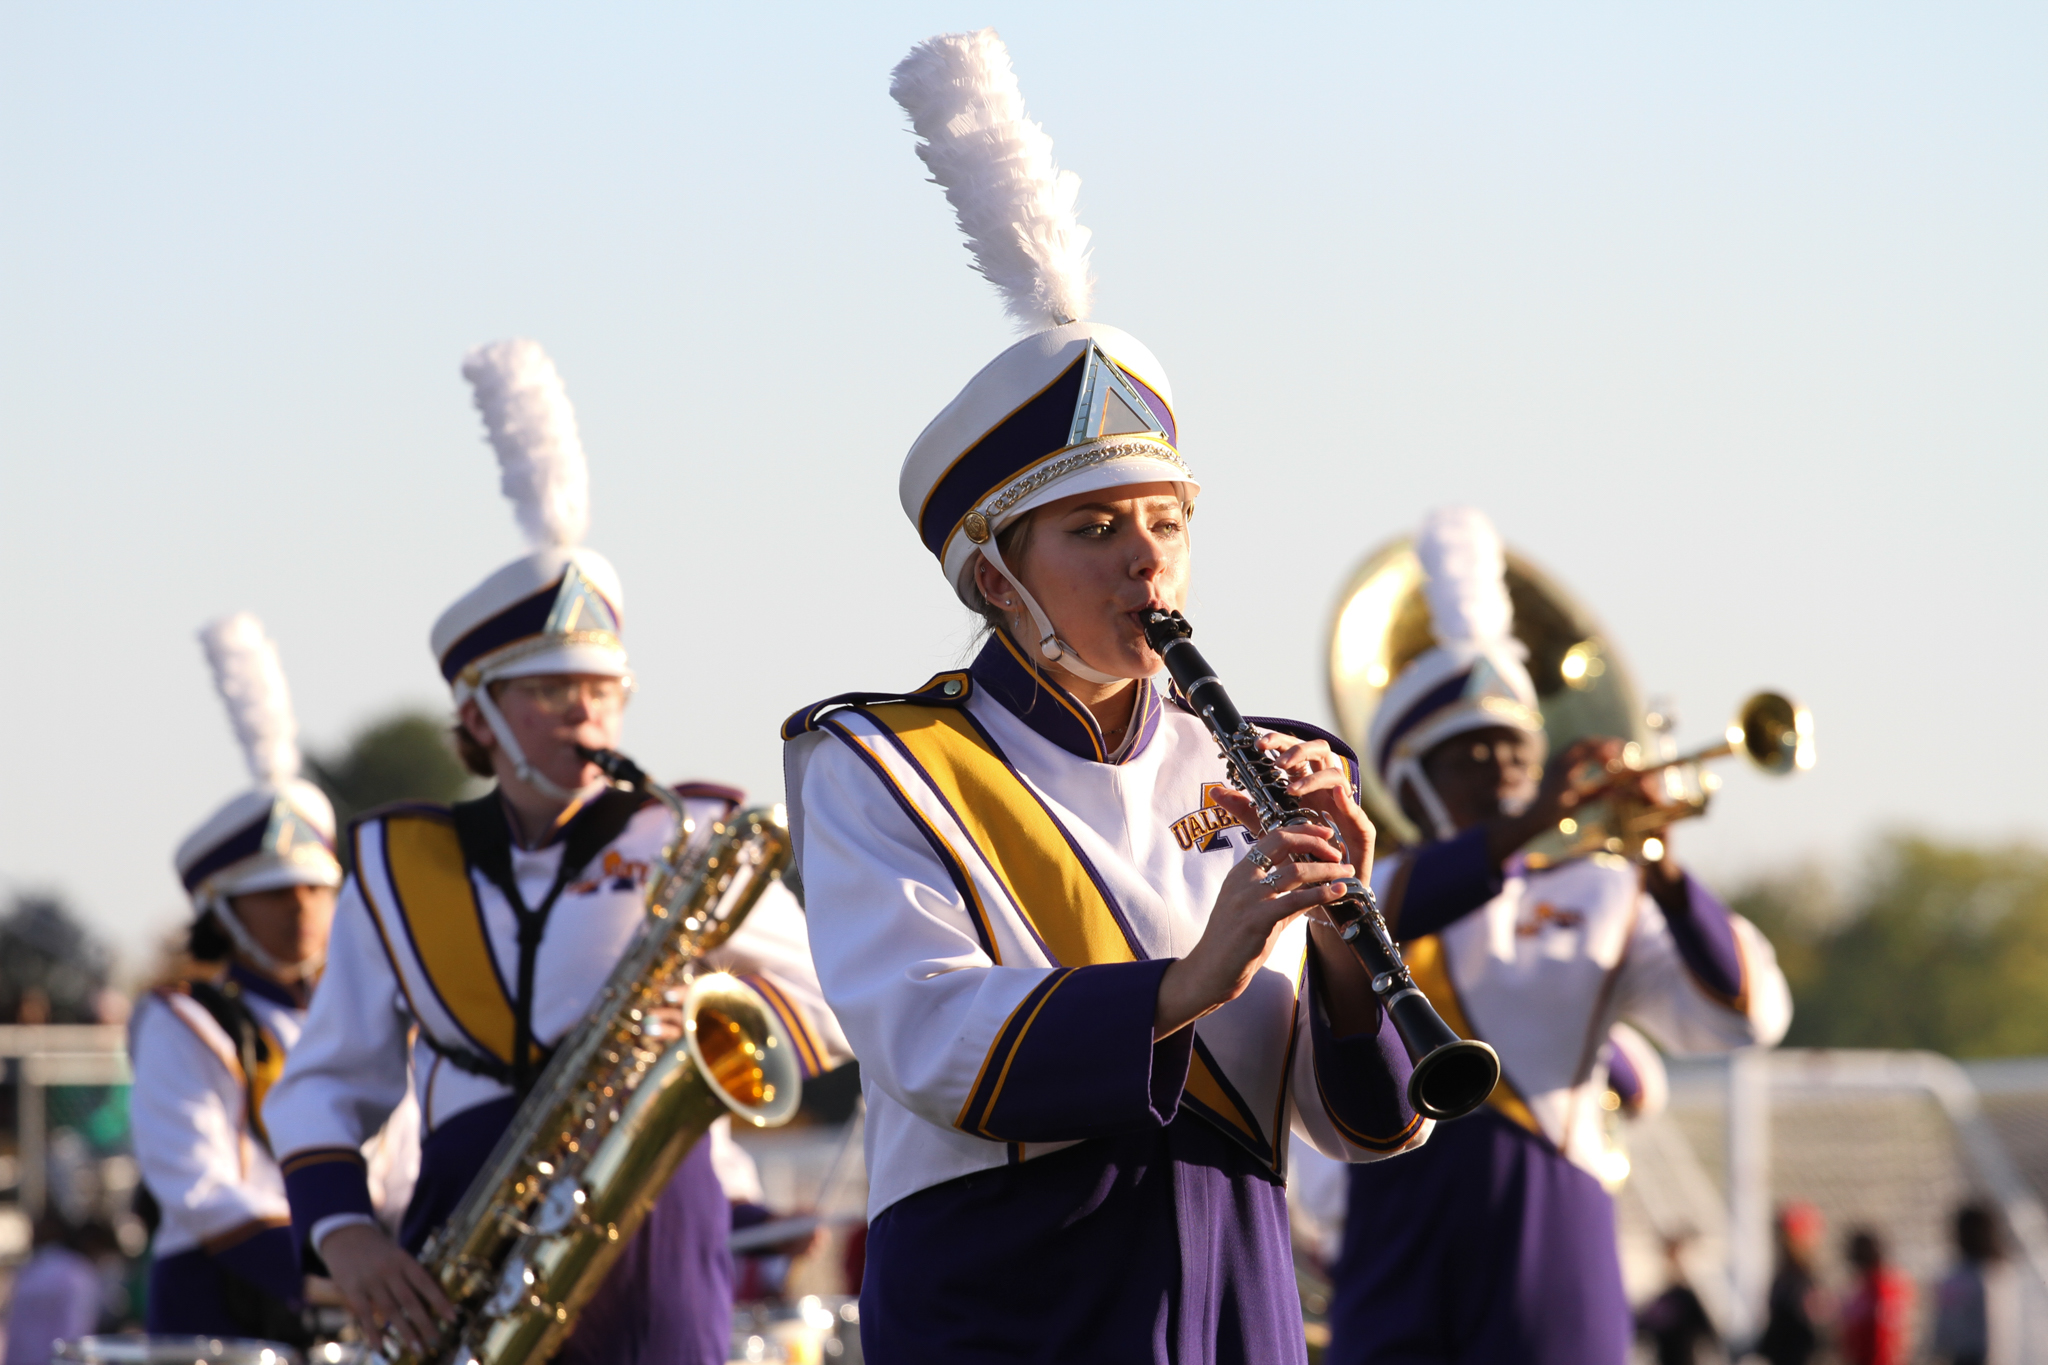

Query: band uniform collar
[969,632,1161,766]
[227,959,308,1010]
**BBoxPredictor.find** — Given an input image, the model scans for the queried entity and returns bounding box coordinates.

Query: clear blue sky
[2,3,2041,965]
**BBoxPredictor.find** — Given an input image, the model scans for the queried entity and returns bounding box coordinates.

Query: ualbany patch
[1171,783,1245,853]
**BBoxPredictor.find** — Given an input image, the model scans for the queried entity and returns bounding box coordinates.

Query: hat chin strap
[979,538,1129,688]
[1386,754,1537,845]
[468,680,587,803]
[208,896,325,983]
[1387,757,1460,843]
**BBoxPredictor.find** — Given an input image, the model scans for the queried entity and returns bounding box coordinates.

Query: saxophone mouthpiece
[577,745,647,792]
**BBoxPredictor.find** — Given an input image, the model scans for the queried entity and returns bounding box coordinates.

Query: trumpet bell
[1734,691,1816,776]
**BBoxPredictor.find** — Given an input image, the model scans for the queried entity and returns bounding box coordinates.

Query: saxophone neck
[576,746,698,897]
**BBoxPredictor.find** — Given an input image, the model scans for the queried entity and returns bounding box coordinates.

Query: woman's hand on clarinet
[1259,733,1376,873]
[1154,817,1355,1041]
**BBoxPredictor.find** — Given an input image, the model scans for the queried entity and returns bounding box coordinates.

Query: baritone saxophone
[385,748,802,1365]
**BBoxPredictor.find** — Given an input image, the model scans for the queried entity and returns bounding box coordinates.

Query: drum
[52,1338,302,1365]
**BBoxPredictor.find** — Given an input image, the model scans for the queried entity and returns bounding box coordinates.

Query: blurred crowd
[1632,1201,2017,1365]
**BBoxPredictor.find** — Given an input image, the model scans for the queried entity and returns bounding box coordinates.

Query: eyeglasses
[496,676,632,714]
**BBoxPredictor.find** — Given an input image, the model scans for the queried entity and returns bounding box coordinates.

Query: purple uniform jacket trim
[147,1237,302,1338]
[211,1224,303,1305]
[1304,965,1422,1153]
[146,1249,238,1336]
[1387,826,1501,941]
[1650,872,1746,1007]
[862,1114,1305,1365]
[1603,1037,1644,1111]
[398,1096,521,1252]
[671,780,744,810]
[283,1153,374,1260]
[961,958,1194,1144]
[227,961,305,1010]
[1328,1108,1631,1365]
[969,633,1163,766]
[398,1096,733,1365]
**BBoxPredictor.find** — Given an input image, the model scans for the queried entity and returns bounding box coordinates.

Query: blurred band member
[1324,507,1792,1365]
[264,341,846,1365]
[131,616,367,1345]
[783,32,1428,1364]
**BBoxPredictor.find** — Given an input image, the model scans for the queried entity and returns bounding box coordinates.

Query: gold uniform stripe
[1184,1052,1263,1145]
[859,701,1278,1157]
[865,703,1136,969]
[382,816,517,1066]
[1400,934,1541,1136]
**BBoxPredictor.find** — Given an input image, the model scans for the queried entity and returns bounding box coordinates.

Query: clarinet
[1142,609,1501,1122]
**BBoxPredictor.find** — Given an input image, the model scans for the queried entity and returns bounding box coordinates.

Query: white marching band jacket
[130,973,419,1259]
[263,786,848,1250]
[784,645,1435,1223]
[1377,842,1792,1177]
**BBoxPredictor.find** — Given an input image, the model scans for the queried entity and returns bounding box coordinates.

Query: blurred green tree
[1733,835,2048,1058]
[0,893,114,1022]
[306,710,480,831]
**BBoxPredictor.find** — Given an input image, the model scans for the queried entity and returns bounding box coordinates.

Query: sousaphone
[1327,538,1812,859]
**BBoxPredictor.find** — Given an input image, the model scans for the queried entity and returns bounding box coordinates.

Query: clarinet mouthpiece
[1140,609,1192,650]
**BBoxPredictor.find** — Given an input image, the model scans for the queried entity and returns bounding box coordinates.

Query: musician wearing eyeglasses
[1321,507,1791,1365]
[782,34,1432,1363]
[262,341,846,1365]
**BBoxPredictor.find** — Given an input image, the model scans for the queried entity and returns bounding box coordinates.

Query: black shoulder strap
[447,788,649,1094]
[186,980,274,1149]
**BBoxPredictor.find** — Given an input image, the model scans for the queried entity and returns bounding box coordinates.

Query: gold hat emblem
[963,511,991,544]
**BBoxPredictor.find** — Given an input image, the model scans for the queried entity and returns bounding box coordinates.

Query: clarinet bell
[1384,990,1502,1121]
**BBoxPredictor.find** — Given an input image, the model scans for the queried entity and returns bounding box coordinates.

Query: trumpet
[1525,691,1815,867]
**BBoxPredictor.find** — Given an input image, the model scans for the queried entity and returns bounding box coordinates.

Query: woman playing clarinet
[780,30,1430,1365]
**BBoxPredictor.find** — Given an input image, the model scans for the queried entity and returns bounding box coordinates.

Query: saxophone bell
[394,751,801,1365]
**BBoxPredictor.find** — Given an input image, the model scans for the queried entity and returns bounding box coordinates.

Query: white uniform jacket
[1377,829,1791,1177]
[130,967,417,1260]
[783,637,1433,1222]
[264,783,848,1252]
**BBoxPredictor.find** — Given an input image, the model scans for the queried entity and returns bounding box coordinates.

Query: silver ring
[1259,871,1283,889]
[1246,847,1276,875]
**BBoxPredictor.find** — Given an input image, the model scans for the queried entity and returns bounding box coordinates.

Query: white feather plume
[199,613,301,785]
[1416,506,1522,653]
[891,29,1093,332]
[461,339,590,549]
